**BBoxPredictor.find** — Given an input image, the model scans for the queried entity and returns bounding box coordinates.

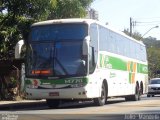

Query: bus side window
[90,23,98,66]
[140,45,147,62]
[89,46,95,74]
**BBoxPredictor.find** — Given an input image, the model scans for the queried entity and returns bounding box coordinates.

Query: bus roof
[32,18,95,26]
[32,18,145,46]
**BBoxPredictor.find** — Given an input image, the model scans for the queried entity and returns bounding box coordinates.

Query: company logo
[100,54,112,69]
[142,66,148,73]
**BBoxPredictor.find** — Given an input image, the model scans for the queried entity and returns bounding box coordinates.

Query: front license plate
[49,92,59,96]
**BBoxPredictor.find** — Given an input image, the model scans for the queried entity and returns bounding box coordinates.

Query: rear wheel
[94,83,107,106]
[125,84,140,101]
[46,99,60,108]
[140,82,143,95]
[133,85,140,101]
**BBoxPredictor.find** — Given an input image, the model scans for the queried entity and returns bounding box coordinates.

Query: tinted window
[26,43,53,76]
[116,34,125,55]
[30,24,88,41]
[26,41,86,77]
[130,41,136,59]
[124,38,130,57]
[108,30,116,53]
[97,24,147,62]
[150,79,160,84]
[90,24,98,67]
[99,26,109,51]
[140,45,147,62]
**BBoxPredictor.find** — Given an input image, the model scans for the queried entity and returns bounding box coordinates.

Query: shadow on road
[1,95,159,111]
[0,98,126,111]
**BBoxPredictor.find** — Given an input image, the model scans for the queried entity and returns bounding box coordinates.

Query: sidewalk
[0,99,46,110]
[0,99,45,105]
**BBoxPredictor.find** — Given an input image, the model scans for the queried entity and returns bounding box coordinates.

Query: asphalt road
[0,95,160,120]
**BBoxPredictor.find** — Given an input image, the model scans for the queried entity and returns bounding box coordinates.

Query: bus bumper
[25,87,99,100]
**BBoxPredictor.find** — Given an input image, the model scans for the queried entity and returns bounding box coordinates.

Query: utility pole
[130,17,132,37]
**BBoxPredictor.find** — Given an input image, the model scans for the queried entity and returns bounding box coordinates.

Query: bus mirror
[83,36,90,55]
[15,40,24,59]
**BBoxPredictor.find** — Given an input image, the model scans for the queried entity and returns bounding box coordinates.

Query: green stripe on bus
[137,63,148,74]
[25,77,89,85]
[100,54,127,71]
[109,56,127,71]
[99,54,148,74]
[129,73,132,83]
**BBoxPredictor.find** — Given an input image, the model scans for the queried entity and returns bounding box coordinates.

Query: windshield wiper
[54,57,69,75]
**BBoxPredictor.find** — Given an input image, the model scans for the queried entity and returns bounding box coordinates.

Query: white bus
[24,19,148,108]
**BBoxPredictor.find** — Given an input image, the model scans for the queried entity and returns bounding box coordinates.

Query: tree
[48,0,93,19]
[0,0,94,100]
[0,0,94,60]
[147,47,160,78]
[0,15,34,60]
[0,0,53,20]
[1,0,93,21]
[143,37,160,78]
[123,29,142,40]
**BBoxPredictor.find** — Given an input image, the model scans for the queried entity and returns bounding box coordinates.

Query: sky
[91,0,160,40]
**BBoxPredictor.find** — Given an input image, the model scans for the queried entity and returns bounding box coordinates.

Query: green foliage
[1,0,93,20]
[48,0,93,19]
[10,76,17,87]
[143,37,160,78]
[0,0,94,100]
[0,15,35,60]
[143,37,160,48]
[0,0,52,20]
[0,0,93,60]
[123,29,142,40]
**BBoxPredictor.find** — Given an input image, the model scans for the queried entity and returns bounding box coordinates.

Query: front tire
[94,83,106,106]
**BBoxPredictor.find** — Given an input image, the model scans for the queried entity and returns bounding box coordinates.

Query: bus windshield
[30,23,87,41]
[26,23,88,78]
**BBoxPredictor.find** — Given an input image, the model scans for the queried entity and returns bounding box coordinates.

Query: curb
[0,100,46,110]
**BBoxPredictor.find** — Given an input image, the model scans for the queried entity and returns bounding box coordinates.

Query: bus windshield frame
[26,23,88,78]
[30,23,87,42]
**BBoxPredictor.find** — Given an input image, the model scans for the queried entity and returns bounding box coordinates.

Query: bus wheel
[134,84,140,101]
[125,85,140,101]
[140,82,143,95]
[94,83,106,106]
[46,99,60,108]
